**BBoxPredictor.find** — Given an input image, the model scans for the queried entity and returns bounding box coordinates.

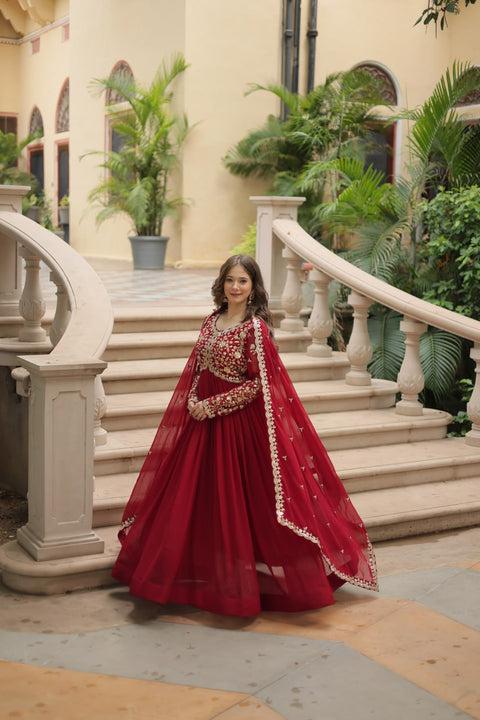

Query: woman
[112,254,378,616]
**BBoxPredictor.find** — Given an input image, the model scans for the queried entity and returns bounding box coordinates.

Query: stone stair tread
[113,305,213,322]
[354,477,480,526]
[102,379,397,419]
[93,473,480,535]
[330,437,480,477]
[107,330,199,349]
[107,327,313,348]
[102,351,350,380]
[95,430,475,475]
[310,407,449,435]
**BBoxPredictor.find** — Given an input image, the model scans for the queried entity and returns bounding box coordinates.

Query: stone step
[94,430,477,496]
[101,378,397,433]
[355,477,480,542]
[103,327,313,362]
[92,465,480,540]
[111,306,287,335]
[332,437,480,493]
[101,353,353,395]
[112,305,212,334]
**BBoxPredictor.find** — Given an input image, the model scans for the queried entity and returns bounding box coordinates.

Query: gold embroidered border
[252,316,379,592]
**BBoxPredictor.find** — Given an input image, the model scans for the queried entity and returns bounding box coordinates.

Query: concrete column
[15,354,106,561]
[250,196,305,309]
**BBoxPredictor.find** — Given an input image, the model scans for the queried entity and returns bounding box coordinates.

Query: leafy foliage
[415,0,477,32]
[419,186,480,318]
[86,53,191,237]
[224,70,391,236]
[0,130,40,187]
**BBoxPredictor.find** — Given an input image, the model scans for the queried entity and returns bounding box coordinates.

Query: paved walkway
[2,257,480,720]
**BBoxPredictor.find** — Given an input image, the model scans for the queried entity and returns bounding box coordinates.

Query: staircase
[92,305,480,550]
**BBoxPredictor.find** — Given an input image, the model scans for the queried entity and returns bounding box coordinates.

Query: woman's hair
[211,254,275,336]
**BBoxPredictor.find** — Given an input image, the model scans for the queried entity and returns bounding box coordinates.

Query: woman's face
[223,264,253,311]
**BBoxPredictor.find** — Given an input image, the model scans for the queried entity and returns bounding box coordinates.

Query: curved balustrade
[0,187,114,565]
[252,196,480,448]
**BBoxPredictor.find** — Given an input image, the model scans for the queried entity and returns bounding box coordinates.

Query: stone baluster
[18,246,47,342]
[307,268,333,357]
[466,344,480,446]
[345,291,372,385]
[396,317,427,416]
[49,270,71,347]
[94,375,108,446]
[280,246,304,333]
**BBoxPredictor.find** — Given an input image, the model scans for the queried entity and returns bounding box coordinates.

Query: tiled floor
[40,257,217,306]
[1,528,479,719]
[4,256,480,719]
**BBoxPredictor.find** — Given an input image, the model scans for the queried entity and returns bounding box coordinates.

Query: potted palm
[87,53,191,269]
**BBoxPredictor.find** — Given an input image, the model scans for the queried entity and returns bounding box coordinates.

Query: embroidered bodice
[188,313,261,417]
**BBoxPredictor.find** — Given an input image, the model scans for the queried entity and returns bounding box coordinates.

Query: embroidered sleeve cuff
[202,378,261,418]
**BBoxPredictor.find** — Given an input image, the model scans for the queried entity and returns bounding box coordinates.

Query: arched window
[106,61,134,105]
[354,63,398,105]
[353,63,399,182]
[29,106,44,136]
[455,67,480,107]
[56,79,69,133]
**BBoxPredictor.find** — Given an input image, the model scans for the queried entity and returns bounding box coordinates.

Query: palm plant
[0,129,40,187]
[87,53,191,238]
[302,63,480,405]
[224,69,391,236]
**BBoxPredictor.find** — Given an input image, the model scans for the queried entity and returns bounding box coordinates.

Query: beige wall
[69,0,187,261]
[17,20,69,209]
[1,0,479,266]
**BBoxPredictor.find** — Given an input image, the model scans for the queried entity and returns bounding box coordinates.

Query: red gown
[112,312,378,616]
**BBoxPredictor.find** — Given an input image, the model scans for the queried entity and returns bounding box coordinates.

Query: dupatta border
[252,316,379,592]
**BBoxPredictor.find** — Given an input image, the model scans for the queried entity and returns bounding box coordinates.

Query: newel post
[14,354,106,561]
[250,196,305,309]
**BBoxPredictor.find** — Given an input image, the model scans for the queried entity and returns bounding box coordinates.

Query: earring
[248,292,254,305]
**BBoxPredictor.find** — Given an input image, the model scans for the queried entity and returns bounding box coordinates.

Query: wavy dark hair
[211,254,275,336]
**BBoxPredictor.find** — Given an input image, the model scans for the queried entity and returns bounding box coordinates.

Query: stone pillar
[0,185,30,337]
[396,317,427,416]
[250,196,305,309]
[14,354,106,561]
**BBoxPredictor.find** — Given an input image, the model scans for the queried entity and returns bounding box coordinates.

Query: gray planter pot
[129,235,169,270]
[58,206,69,225]
[24,207,41,223]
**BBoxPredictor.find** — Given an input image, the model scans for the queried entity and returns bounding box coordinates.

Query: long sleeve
[202,377,261,417]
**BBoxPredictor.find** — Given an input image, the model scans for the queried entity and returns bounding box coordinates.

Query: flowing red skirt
[112,368,345,616]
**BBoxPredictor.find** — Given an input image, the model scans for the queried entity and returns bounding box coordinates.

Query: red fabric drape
[112,314,378,616]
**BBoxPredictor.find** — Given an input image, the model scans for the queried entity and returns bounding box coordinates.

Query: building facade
[0,0,479,266]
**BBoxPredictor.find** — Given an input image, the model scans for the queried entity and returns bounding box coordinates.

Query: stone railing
[0,185,114,564]
[252,196,480,448]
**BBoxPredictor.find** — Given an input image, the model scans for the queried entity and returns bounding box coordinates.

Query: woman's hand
[188,400,208,421]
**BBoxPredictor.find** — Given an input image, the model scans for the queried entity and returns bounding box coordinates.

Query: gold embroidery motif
[252,316,379,593]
